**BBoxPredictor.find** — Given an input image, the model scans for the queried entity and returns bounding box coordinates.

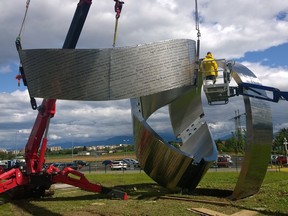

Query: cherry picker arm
[202,59,288,105]
[0,0,127,200]
[235,82,288,103]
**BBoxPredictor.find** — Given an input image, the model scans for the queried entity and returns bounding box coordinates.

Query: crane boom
[236,82,288,103]
[25,0,92,175]
[0,0,128,200]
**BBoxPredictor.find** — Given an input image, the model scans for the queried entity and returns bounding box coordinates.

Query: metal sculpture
[18,39,194,100]
[18,38,273,199]
[229,63,273,199]
[131,58,273,199]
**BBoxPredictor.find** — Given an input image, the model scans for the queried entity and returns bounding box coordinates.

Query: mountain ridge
[53,133,177,149]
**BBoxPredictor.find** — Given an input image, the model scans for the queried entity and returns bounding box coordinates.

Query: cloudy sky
[0,0,288,150]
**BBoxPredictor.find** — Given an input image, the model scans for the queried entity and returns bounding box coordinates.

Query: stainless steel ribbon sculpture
[19,39,272,199]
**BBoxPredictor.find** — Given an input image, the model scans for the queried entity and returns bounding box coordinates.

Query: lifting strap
[18,0,31,39]
[15,0,31,87]
[15,0,37,110]
[112,0,124,48]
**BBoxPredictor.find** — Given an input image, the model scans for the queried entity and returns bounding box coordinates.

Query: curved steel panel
[131,94,216,191]
[169,82,217,163]
[140,85,193,120]
[132,61,272,198]
[131,69,217,191]
[230,63,273,199]
[19,39,195,101]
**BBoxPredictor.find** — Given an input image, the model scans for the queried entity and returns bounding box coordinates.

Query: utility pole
[284,137,288,164]
[284,137,288,154]
[229,110,246,153]
[72,137,74,159]
[233,110,246,138]
[194,0,201,85]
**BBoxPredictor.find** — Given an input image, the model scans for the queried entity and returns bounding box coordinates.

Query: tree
[225,131,245,154]
[215,139,225,152]
[0,151,15,160]
[236,128,244,153]
[215,138,236,153]
[168,141,181,149]
[273,128,288,153]
[230,132,238,153]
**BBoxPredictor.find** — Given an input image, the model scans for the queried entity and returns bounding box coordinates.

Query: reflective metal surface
[229,62,273,199]
[131,69,218,191]
[19,39,195,100]
[20,38,273,199]
[131,61,272,197]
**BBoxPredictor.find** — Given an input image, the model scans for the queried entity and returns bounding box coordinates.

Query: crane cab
[202,59,234,105]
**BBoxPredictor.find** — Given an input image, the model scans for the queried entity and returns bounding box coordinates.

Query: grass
[45,153,137,163]
[0,171,288,216]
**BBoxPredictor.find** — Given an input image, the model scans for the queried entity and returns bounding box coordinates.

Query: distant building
[0,148,7,153]
[87,146,97,151]
[50,146,62,151]
[78,151,90,156]
[95,150,107,155]
[12,150,20,155]
[96,145,106,150]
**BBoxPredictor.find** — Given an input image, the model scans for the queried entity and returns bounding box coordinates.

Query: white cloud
[0,0,288,149]
[240,61,288,89]
[49,134,62,141]
[0,65,12,74]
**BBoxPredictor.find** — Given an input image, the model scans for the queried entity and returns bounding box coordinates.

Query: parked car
[276,155,288,165]
[73,160,89,166]
[63,162,78,170]
[122,158,140,168]
[52,162,78,170]
[214,155,233,168]
[0,165,5,174]
[0,161,8,170]
[132,159,140,168]
[270,155,279,164]
[110,160,128,170]
[0,161,8,173]
[102,160,112,166]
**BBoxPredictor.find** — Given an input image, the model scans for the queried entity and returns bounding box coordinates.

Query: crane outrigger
[0,0,127,200]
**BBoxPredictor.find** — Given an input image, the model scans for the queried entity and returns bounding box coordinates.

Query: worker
[201,52,218,84]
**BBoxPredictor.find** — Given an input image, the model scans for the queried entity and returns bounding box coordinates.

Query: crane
[0,0,127,200]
